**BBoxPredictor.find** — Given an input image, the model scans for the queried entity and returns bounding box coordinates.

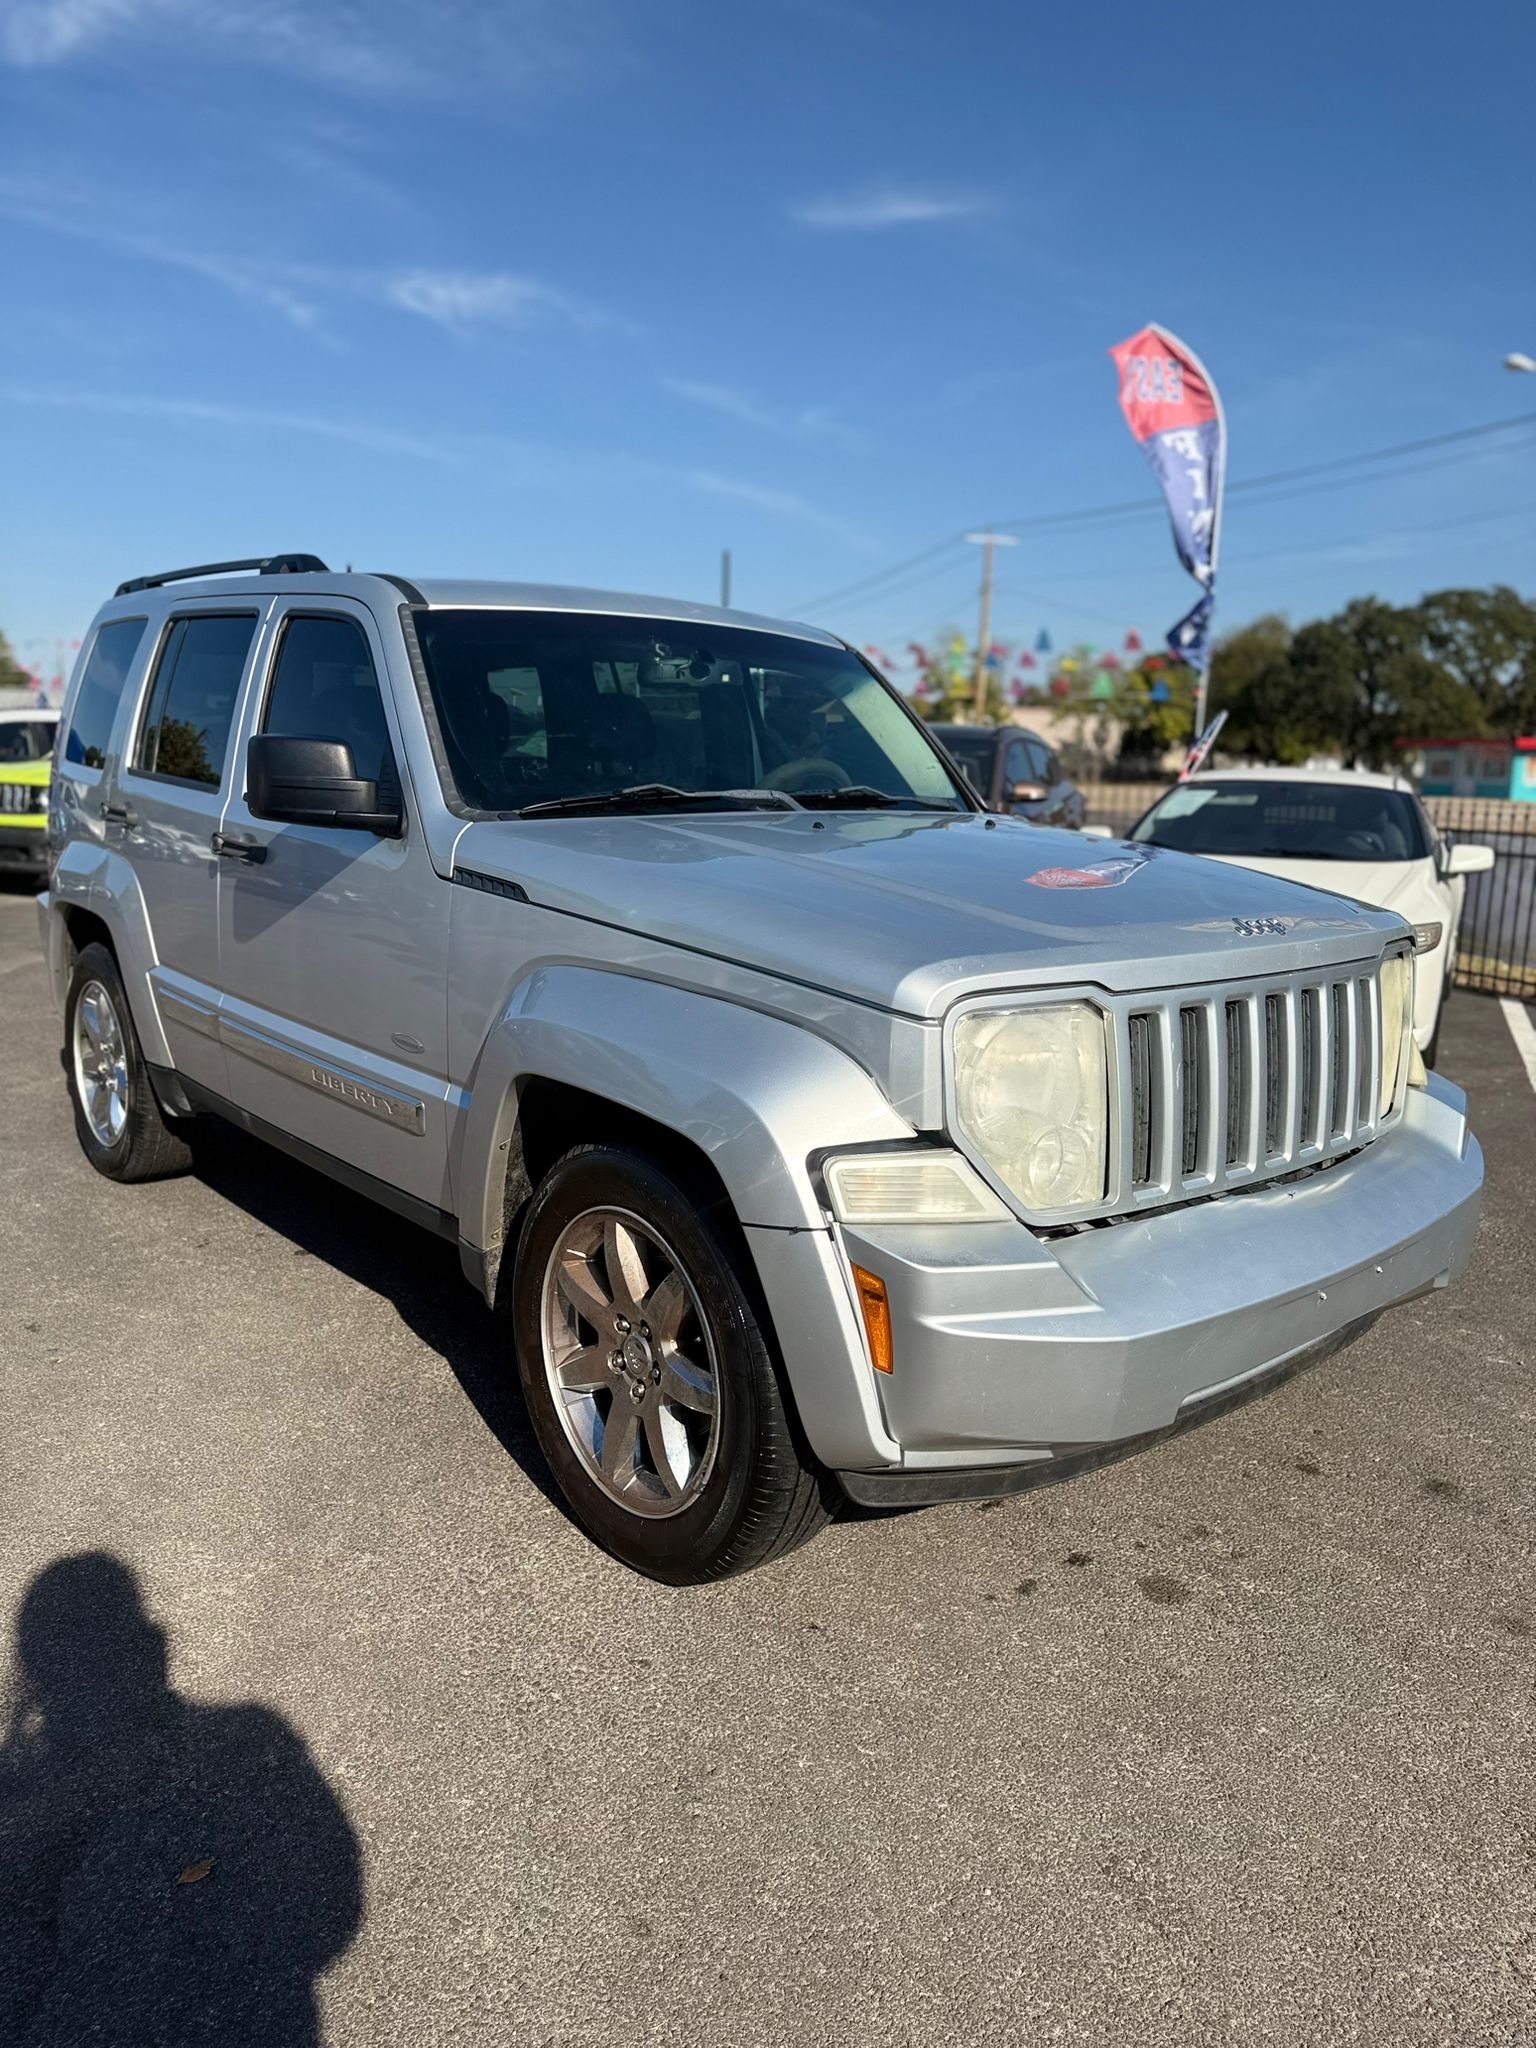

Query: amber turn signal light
[851,1264,894,1374]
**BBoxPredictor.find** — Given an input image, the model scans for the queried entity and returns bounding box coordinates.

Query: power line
[788,534,973,619]
[991,495,1536,594]
[786,409,1536,616]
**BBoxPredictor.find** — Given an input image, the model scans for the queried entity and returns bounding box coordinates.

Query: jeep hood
[452,811,1409,1017]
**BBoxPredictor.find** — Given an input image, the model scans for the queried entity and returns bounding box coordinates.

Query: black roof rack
[115,553,329,597]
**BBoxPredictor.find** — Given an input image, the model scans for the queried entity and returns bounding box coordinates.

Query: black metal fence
[1432,799,1536,1000]
[1077,785,1536,1002]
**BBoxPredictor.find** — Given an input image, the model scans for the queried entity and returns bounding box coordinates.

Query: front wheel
[511,1144,832,1582]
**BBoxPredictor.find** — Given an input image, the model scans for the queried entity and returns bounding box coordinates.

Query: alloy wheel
[539,1207,721,1518]
[72,979,129,1147]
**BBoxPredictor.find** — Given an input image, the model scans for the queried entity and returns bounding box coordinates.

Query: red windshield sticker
[1026,849,1156,890]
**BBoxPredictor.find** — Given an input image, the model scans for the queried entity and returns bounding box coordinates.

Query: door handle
[211,832,267,865]
[100,800,139,828]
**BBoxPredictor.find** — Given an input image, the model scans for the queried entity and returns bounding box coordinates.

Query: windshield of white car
[410,610,970,815]
[0,719,57,764]
[1130,780,1431,861]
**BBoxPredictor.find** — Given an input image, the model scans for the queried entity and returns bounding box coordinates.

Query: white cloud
[0,179,329,331]
[1,0,149,64]
[691,470,870,549]
[0,0,613,96]
[2,383,874,548]
[3,384,461,462]
[0,180,620,339]
[381,270,620,335]
[660,377,858,448]
[790,184,994,231]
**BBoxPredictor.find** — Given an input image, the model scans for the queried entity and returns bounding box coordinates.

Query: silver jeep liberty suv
[40,556,1485,1580]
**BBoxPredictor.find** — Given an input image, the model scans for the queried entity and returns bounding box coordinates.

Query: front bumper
[818,1070,1481,1493]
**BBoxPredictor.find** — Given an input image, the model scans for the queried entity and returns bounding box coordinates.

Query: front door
[115,607,263,1092]
[214,602,453,1213]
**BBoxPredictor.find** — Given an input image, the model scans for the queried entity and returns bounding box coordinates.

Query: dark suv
[928,723,1084,828]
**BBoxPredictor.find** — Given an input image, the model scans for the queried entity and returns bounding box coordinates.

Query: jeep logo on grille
[1232,917,1289,937]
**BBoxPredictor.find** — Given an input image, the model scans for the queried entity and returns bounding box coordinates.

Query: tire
[64,942,193,1182]
[510,1144,833,1582]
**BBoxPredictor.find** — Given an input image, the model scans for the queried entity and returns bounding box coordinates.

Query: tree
[1118,654,1197,759]
[0,629,30,695]
[1415,586,1536,735]
[1208,615,1322,763]
[1290,598,1484,768]
[909,632,1012,723]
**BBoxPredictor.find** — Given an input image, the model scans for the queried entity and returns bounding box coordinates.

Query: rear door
[114,606,262,1091]
[213,600,454,1212]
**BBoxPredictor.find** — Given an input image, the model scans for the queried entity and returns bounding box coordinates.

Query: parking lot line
[1500,997,1536,1098]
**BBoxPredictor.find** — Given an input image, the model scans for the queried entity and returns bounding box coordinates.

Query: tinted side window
[261,615,394,787]
[64,619,146,769]
[136,614,256,788]
[1004,740,1031,787]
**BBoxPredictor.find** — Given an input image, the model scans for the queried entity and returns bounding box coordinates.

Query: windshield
[0,719,57,764]
[1131,779,1431,861]
[410,611,967,814]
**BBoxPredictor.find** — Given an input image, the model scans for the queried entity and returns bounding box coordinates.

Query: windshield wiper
[518,783,802,819]
[794,785,962,812]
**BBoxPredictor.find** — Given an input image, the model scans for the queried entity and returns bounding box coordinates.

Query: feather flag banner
[1109,325,1226,681]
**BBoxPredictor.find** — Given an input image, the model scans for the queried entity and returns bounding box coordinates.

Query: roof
[1189,764,1413,793]
[100,566,842,647]
[405,579,844,646]
[0,703,58,721]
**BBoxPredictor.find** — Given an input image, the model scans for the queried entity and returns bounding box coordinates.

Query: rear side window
[261,615,395,786]
[64,618,146,769]
[135,614,257,788]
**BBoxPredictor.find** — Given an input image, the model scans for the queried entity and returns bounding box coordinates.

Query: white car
[1125,768,1495,1066]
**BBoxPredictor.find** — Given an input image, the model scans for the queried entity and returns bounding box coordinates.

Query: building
[1399,736,1536,802]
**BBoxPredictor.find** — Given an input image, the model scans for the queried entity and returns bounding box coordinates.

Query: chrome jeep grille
[1116,961,1396,1215]
[0,783,38,815]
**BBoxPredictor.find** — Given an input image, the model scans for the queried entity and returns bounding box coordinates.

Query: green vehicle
[0,707,59,881]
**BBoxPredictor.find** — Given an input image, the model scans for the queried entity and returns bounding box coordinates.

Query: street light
[1505,353,1536,373]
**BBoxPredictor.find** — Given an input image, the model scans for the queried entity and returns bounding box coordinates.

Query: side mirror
[1006,779,1050,805]
[1442,840,1495,877]
[246,735,402,836]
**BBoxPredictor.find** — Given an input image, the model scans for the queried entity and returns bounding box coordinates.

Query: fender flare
[456,967,913,1469]
[458,966,914,1251]
[48,840,171,1065]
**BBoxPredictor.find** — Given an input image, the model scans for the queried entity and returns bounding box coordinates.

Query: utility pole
[964,532,1017,719]
[720,549,732,609]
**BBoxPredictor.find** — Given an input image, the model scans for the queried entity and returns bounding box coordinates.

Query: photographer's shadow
[0,1553,362,2047]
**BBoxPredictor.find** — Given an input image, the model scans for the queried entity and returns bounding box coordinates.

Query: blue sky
[2,0,1533,687]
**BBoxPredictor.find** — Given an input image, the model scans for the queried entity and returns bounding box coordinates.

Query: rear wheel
[511,1144,832,1581]
[65,942,193,1182]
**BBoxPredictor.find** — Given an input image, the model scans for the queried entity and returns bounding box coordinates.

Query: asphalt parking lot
[2,884,1533,2047]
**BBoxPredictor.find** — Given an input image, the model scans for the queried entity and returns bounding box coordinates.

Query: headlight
[1378,952,1413,1117]
[1412,921,1443,953]
[952,1001,1109,1213]
[823,1149,1009,1225]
